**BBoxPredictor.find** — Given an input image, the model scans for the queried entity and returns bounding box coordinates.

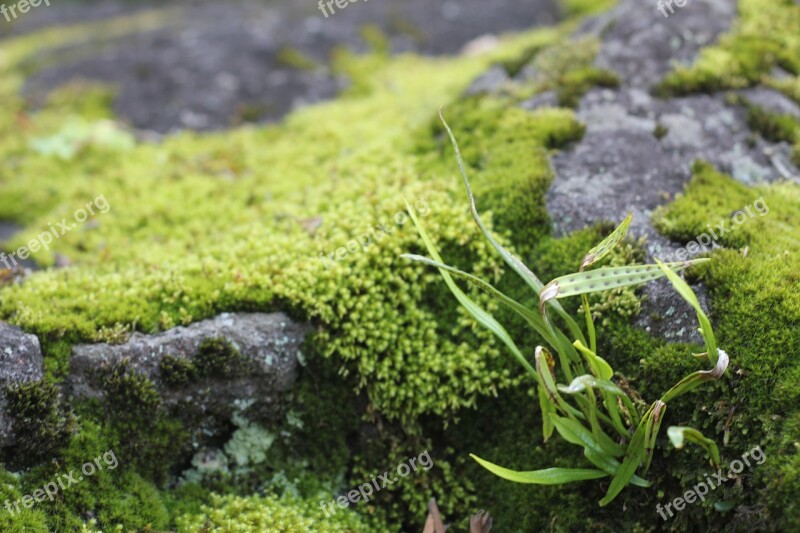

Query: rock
[464,65,510,96]
[68,312,312,443]
[0,322,45,448]
[519,90,560,110]
[739,87,800,120]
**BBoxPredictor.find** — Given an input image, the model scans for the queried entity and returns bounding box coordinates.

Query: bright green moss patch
[175,492,371,532]
[0,14,592,431]
[655,0,800,97]
[653,161,800,529]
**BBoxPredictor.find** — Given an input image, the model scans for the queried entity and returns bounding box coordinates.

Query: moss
[3,381,75,468]
[91,361,189,484]
[729,95,800,144]
[175,492,372,532]
[653,123,669,140]
[655,0,800,97]
[275,47,319,71]
[651,161,800,529]
[502,37,619,107]
[561,0,618,16]
[19,419,170,531]
[193,337,250,379]
[0,467,50,531]
[159,355,198,388]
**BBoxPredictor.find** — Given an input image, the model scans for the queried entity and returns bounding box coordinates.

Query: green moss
[91,361,189,484]
[158,355,198,388]
[653,123,669,140]
[561,0,618,16]
[729,95,800,144]
[275,47,319,71]
[19,419,170,532]
[652,161,800,529]
[193,337,250,379]
[175,492,371,532]
[655,0,800,97]
[0,467,50,531]
[3,381,75,468]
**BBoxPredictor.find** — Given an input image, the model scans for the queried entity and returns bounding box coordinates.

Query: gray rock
[0,322,44,447]
[519,90,560,110]
[465,65,510,96]
[739,87,800,120]
[68,312,312,442]
[584,0,737,89]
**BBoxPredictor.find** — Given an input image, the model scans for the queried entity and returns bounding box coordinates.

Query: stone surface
[539,0,797,343]
[68,312,312,440]
[0,322,44,447]
[19,0,561,133]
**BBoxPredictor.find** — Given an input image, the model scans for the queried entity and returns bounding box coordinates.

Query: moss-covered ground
[0,0,799,531]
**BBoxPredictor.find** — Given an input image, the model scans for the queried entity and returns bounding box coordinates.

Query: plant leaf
[439,110,586,345]
[557,375,624,395]
[540,260,710,313]
[599,401,662,506]
[403,200,536,379]
[660,349,729,403]
[654,258,718,365]
[667,426,721,468]
[573,341,614,380]
[470,454,608,485]
[581,212,633,270]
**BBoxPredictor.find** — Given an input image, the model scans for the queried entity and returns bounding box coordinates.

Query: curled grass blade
[667,426,721,468]
[579,211,631,353]
[660,349,729,403]
[641,401,666,476]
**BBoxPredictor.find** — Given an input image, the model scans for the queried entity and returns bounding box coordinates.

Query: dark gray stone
[0,322,44,447]
[68,312,311,442]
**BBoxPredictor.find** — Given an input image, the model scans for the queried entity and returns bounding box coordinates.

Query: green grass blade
[540,260,710,312]
[641,401,666,476]
[400,253,553,343]
[667,426,721,468]
[470,454,608,485]
[573,341,614,380]
[654,259,718,365]
[403,200,537,380]
[580,212,633,270]
[438,110,587,346]
[599,402,659,506]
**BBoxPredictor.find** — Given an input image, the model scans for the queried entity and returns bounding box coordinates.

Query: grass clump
[403,114,727,507]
